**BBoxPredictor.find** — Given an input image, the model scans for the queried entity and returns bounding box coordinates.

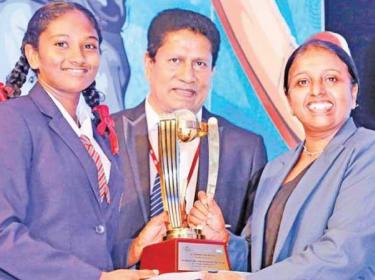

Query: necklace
[303,145,323,157]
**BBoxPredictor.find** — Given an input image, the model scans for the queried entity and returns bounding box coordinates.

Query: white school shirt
[47,92,111,181]
[145,98,201,214]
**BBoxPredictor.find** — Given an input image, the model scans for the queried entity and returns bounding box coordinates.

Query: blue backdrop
[0,0,323,159]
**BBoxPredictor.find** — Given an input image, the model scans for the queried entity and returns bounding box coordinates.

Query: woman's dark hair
[5,1,102,111]
[283,39,359,94]
[147,8,220,68]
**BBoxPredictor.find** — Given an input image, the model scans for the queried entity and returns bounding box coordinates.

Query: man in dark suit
[112,8,267,268]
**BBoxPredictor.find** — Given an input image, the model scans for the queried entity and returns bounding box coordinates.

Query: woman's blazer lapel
[273,119,358,263]
[250,147,301,271]
[29,84,103,206]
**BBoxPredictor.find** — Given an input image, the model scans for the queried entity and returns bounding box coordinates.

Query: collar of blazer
[251,117,358,270]
[116,101,150,222]
[28,82,117,207]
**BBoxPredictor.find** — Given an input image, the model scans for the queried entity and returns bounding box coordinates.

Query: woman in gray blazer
[190,32,375,280]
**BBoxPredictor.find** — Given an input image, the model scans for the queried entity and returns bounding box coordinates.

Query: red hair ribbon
[0,82,14,102]
[93,104,119,155]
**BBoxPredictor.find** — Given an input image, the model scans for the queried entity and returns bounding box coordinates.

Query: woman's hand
[188,191,229,243]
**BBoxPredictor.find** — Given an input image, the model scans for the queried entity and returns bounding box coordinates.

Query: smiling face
[25,9,100,100]
[145,29,214,114]
[286,45,358,137]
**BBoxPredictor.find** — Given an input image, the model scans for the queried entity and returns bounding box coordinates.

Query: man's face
[145,29,214,114]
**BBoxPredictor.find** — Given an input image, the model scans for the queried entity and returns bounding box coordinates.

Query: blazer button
[95,225,105,234]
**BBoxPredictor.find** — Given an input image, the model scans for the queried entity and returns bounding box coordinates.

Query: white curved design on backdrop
[213,0,305,147]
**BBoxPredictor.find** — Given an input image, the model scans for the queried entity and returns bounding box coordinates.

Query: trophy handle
[207,117,220,199]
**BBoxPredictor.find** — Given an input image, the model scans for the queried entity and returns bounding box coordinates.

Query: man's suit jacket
[235,118,375,279]
[112,101,267,268]
[0,84,124,279]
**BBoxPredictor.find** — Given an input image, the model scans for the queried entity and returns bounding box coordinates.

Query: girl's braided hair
[3,2,118,154]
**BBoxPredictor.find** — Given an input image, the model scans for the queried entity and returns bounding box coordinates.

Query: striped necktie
[150,173,163,218]
[80,135,111,204]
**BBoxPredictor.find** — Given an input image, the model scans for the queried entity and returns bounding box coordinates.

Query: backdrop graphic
[0,0,323,159]
[326,0,375,131]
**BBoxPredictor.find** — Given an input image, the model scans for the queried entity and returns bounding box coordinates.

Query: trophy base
[140,238,230,274]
